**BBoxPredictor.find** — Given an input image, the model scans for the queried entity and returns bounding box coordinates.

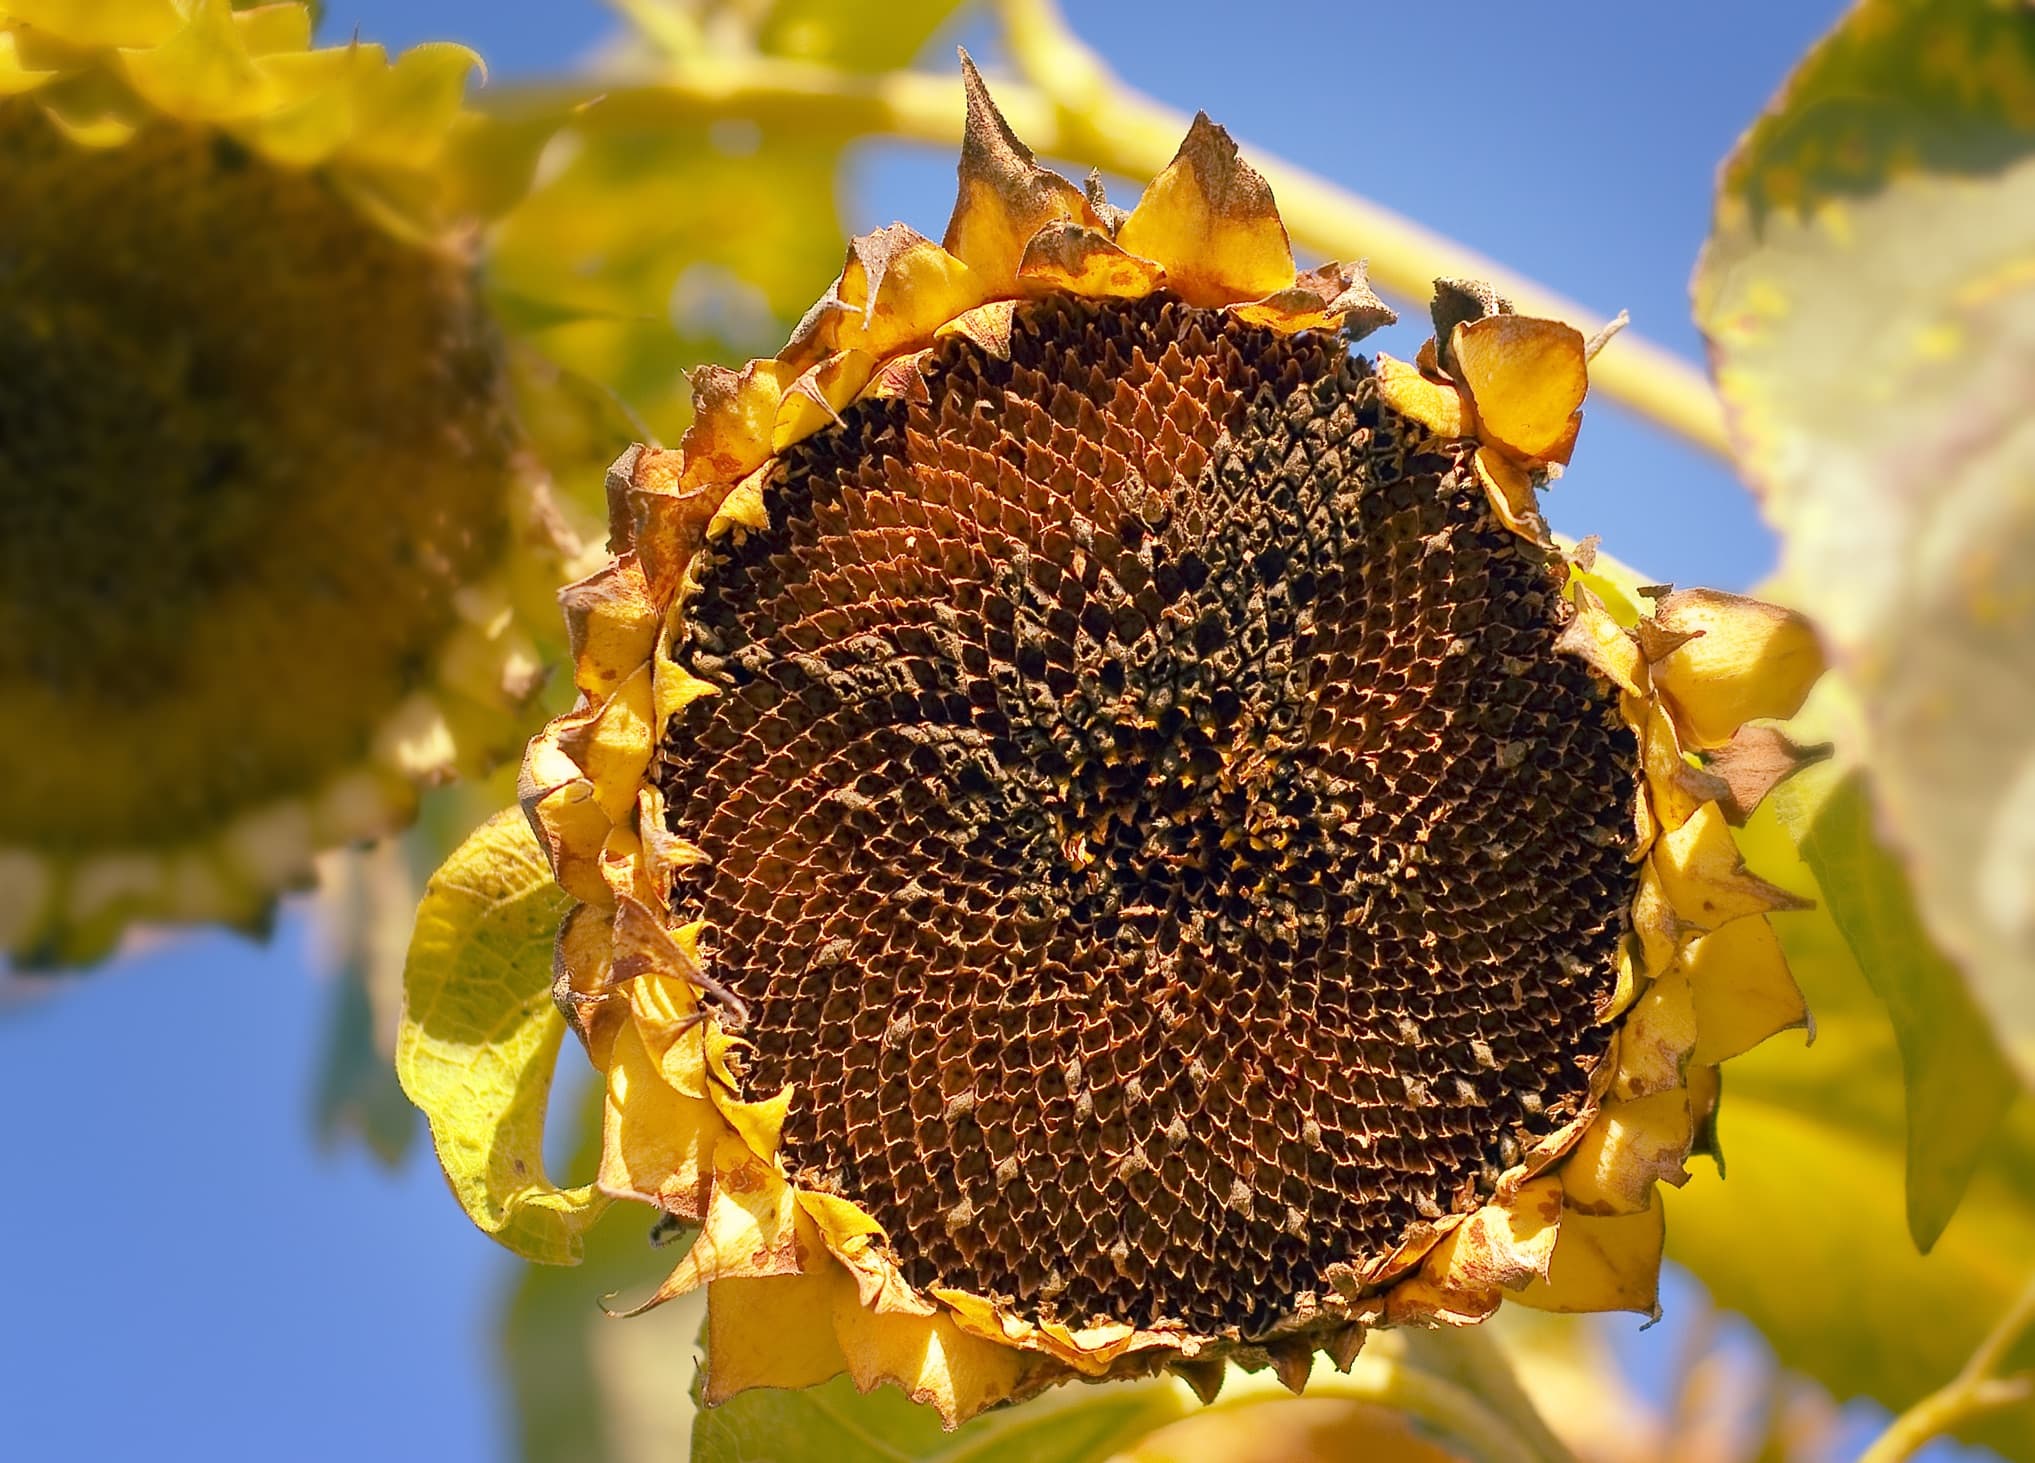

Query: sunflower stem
[1858,1273,2035,1463]
[489,10,1732,460]
[992,0,1728,459]
[597,0,702,59]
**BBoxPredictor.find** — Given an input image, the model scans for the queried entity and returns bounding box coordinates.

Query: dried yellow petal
[1116,112,1295,307]
[1648,588,1825,748]
[1450,314,1589,462]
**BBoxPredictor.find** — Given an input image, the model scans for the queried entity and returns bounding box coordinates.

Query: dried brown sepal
[1169,1355,1228,1405]
[1701,725,1833,825]
[1431,276,1513,373]
[1017,219,1168,297]
[1083,169,1129,234]
[1268,1337,1316,1395]
[1233,260,1396,338]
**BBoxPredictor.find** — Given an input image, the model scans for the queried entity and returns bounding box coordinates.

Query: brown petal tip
[1325,1322,1366,1373]
[1267,1337,1314,1395]
[1083,168,1127,234]
[1431,276,1512,373]
[1169,1355,1227,1404]
[1584,309,1630,361]
[1702,725,1834,824]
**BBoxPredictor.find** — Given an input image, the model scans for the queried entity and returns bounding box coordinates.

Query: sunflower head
[1,0,582,966]
[511,58,1826,1423]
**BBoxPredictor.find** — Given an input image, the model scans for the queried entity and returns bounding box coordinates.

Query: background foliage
[3,2,2031,1461]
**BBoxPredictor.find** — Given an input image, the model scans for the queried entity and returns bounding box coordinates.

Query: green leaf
[312,956,418,1166]
[484,0,965,440]
[395,806,606,1264]
[1663,791,2035,1457]
[1693,0,2035,1089]
[484,96,845,441]
[312,841,424,1166]
[1791,767,2016,1250]
[692,1375,1189,1463]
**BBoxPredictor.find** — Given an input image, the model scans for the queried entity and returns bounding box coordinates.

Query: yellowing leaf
[1694,0,2035,1088]
[396,806,607,1265]
[1665,793,2035,1457]
[1670,1087,2035,1459]
[691,1330,1567,1463]
[486,0,968,443]
[1108,1398,1465,1463]
[485,97,844,442]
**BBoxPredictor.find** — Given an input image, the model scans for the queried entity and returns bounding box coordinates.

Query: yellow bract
[407,58,1827,1429]
[1649,588,1825,748]
[1450,315,1588,463]
[1114,112,1297,308]
[1376,303,1597,541]
[0,0,484,198]
[939,62,1091,294]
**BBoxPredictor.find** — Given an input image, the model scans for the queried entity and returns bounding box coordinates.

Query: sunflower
[0,0,581,966]
[512,59,1826,1423]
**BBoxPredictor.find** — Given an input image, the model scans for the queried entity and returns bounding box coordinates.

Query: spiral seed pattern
[656,294,1633,1337]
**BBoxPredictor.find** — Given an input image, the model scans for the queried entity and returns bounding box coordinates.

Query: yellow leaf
[396,807,607,1264]
[116,0,272,122]
[343,40,480,169]
[1695,0,2035,1086]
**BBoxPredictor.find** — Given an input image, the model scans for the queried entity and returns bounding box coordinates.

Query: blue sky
[0,4,1847,1460]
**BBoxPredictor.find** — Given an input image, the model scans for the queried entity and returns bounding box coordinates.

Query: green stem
[995,0,1727,459]
[492,19,1732,460]
[1858,1275,2035,1463]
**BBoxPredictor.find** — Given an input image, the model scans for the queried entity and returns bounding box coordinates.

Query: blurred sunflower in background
[429,60,1829,1424]
[0,0,594,967]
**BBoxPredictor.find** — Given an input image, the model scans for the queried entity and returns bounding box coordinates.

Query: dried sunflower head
[1,0,581,965]
[516,59,1826,1423]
